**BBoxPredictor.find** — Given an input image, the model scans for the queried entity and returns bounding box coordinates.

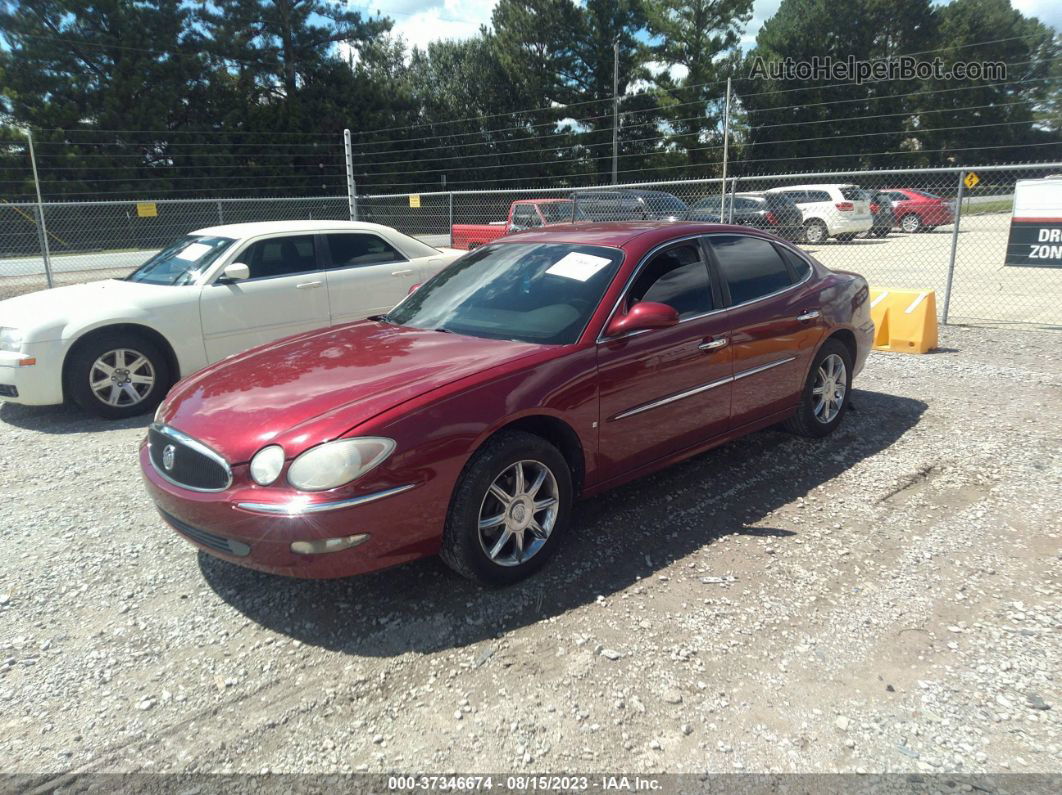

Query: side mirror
[220,262,250,282]
[606,301,680,336]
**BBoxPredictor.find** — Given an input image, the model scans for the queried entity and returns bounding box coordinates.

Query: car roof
[493,221,754,247]
[189,220,401,238]
[769,184,856,191]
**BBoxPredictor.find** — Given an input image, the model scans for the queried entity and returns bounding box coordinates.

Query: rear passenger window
[325,233,403,268]
[807,191,832,202]
[710,235,794,304]
[628,244,712,319]
[778,245,811,280]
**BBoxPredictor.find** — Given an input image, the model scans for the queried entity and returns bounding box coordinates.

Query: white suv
[765,184,873,244]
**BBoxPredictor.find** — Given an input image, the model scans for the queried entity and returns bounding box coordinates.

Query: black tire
[440,430,573,587]
[67,331,172,419]
[899,213,923,234]
[784,339,853,439]
[871,227,890,238]
[836,233,856,243]
[803,219,828,245]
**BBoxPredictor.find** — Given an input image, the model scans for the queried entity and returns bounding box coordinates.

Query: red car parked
[141,222,873,586]
[881,188,955,233]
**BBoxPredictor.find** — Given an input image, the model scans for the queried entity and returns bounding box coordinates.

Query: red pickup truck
[451,199,585,250]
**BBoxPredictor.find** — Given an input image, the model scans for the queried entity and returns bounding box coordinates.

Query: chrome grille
[148,423,232,492]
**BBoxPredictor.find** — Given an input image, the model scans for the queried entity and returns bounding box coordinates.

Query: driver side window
[628,243,713,319]
[238,235,318,280]
[512,206,543,229]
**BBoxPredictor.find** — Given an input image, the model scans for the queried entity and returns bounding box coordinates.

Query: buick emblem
[162,444,176,471]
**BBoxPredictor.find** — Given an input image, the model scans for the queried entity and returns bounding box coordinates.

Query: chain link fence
[3,164,1060,328]
[359,162,1061,328]
[0,196,349,298]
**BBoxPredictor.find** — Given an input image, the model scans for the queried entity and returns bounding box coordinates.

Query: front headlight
[287,437,395,492]
[250,444,285,486]
[0,327,22,352]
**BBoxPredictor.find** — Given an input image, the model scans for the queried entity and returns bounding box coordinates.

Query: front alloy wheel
[68,332,171,419]
[441,430,572,586]
[89,348,156,409]
[478,460,559,567]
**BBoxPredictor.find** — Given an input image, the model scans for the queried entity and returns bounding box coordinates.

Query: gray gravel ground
[0,325,1059,779]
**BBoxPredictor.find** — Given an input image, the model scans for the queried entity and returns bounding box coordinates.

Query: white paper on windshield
[175,242,212,261]
[545,252,613,282]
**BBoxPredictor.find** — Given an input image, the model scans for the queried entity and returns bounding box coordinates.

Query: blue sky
[355,0,1060,52]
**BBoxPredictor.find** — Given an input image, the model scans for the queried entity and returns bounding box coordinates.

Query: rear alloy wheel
[803,219,828,245]
[900,213,923,233]
[68,333,171,419]
[784,339,853,438]
[441,430,572,586]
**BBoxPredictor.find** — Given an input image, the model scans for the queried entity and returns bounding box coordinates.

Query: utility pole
[719,77,732,223]
[25,128,54,289]
[343,128,357,221]
[612,37,619,185]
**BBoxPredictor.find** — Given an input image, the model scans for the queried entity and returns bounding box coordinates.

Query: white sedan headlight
[249,444,286,486]
[0,327,22,352]
[287,437,395,492]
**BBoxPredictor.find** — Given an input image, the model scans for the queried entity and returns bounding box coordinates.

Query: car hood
[0,279,175,335]
[161,321,545,463]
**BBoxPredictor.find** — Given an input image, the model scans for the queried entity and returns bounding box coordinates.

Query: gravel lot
[0,325,1059,779]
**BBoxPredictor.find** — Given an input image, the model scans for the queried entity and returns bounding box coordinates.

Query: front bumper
[0,341,66,406]
[140,444,440,578]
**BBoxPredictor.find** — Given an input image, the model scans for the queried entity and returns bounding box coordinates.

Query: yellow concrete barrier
[869,288,938,354]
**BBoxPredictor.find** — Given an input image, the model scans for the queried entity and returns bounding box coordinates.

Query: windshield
[126,235,235,286]
[385,242,624,345]
[541,202,588,223]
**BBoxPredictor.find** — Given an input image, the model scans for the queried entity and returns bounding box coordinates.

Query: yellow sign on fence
[964,172,980,190]
[136,202,158,218]
[408,195,421,208]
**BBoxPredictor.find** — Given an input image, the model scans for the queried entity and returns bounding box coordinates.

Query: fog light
[290,533,369,555]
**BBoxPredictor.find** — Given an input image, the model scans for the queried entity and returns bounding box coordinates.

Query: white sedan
[0,220,462,418]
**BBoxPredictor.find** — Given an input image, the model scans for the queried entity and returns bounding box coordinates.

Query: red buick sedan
[141,222,873,586]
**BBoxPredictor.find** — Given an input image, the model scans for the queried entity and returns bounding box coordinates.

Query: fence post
[25,128,54,289]
[943,170,966,325]
[718,77,732,220]
[448,192,454,246]
[344,128,357,221]
[728,177,739,223]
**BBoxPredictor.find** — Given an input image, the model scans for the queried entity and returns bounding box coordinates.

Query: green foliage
[0,0,1057,199]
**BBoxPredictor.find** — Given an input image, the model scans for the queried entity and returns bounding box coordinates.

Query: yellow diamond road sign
[964,172,980,190]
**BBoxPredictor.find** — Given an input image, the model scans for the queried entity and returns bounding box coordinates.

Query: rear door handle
[698,337,729,351]
[296,280,322,289]
[391,268,415,276]
[796,310,821,322]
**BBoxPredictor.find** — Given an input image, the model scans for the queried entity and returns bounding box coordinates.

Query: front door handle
[698,337,729,351]
[296,280,322,289]
[391,268,415,276]
[796,310,821,322]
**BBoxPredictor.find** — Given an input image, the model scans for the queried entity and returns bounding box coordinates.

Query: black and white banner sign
[1006,178,1062,268]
